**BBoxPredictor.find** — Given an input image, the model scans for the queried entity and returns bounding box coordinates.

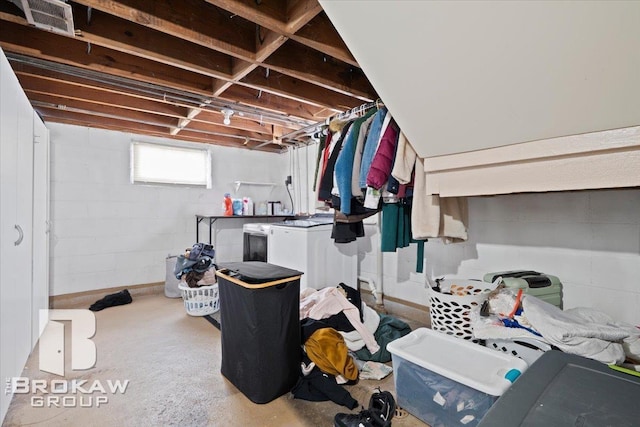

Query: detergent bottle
[223,193,233,216]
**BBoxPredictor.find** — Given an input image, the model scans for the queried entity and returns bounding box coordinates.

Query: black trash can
[215,261,303,404]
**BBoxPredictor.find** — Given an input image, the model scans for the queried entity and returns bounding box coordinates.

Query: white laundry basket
[179,282,220,316]
[428,279,490,341]
[165,255,181,298]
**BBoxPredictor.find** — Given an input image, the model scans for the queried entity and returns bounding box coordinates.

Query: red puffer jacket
[366,119,399,190]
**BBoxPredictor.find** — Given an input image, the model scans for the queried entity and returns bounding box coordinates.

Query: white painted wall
[357,189,640,326]
[49,123,640,327]
[49,123,289,296]
[290,143,640,325]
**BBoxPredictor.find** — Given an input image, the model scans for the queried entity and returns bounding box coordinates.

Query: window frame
[130,141,212,188]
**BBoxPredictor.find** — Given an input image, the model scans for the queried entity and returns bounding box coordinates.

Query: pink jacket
[366,120,399,190]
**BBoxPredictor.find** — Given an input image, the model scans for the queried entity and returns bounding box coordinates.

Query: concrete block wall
[359,189,640,325]
[49,123,289,296]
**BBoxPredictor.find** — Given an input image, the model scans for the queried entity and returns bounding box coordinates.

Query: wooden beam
[42,115,283,153]
[205,28,287,108]
[16,72,189,118]
[264,40,376,101]
[69,0,364,101]
[9,61,196,112]
[29,93,177,127]
[1,15,364,116]
[210,58,255,97]
[218,85,329,121]
[272,124,285,145]
[286,0,323,33]
[255,29,288,62]
[37,106,172,134]
[181,120,273,142]
[204,0,288,33]
[231,58,256,79]
[2,7,360,114]
[72,0,257,59]
[206,0,327,59]
[195,110,275,135]
[290,12,357,67]
[71,4,235,79]
[16,69,287,137]
[241,67,359,112]
[35,103,282,149]
[0,20,217,95]
[179,131,285,151]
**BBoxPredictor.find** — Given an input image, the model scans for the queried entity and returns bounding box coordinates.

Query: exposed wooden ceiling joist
[72,0,257,59]
[0,6,356,118]
[263,40,375,101]
[0,19,218,94]
[0,0,377,150]
[71,4,235,78]
[17,70,298,140]
[69,0,366,100]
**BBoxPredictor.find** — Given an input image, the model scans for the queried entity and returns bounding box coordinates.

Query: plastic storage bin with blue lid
[387,328,528,427]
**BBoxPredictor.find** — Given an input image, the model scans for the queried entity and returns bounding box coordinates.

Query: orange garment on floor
[304,328,358,381]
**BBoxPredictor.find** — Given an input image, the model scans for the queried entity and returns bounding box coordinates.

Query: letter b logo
[39,310,96,376]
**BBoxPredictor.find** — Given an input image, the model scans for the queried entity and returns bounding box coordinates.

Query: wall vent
[20,0,74,36]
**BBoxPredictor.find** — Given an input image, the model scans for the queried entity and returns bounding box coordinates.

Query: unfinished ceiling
[0,0,377,152]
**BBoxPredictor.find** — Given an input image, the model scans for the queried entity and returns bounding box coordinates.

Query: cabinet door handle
[14,224,24,246]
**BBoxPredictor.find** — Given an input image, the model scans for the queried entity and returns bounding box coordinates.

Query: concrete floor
[4,293,429,427]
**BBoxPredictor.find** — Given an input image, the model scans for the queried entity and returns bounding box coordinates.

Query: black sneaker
[334,409,383,427]
[368,389,396,426]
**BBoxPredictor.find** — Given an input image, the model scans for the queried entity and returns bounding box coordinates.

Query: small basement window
[131,141,211,188]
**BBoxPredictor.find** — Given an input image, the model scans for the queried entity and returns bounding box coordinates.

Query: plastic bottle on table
[223,193,233,216]
[242,197,254,216]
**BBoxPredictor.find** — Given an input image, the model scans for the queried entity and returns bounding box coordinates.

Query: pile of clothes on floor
[472,285,640,365]
[291,283,411,409]
[174,243,217,287]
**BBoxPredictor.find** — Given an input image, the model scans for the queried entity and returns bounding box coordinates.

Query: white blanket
[522,296,629,365]
[472,313,542,341]
[340,303,381,351]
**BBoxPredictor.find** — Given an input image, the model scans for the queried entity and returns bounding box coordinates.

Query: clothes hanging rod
[280,99,383,143]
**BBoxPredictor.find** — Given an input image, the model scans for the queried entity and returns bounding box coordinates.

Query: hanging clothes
[391,131,417,184]
[386,135,402,195]
[350,113,376,198]
[318,121,353,202]
[380,202,411,252]
[380,199,426,273]
[366,118,400,190]
[391,132,469,242]
[334,108,378,215]
[312,132,328,192]
[359,108,388,188]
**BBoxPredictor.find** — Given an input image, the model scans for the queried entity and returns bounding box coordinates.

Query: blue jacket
[359,108,387,188]
[334,108,378,214]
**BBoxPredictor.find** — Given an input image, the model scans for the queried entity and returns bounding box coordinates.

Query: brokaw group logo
[39,309,97,376]
[5,309,130,408]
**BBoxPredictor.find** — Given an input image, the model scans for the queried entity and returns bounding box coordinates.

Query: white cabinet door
[32,112,49,346]
[0,48,34,423]
[0,47,21,422]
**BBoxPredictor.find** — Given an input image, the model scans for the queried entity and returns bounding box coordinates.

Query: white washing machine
[242,223,271,262]
[267,219,357,290]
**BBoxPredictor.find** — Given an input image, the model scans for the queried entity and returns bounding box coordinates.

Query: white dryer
[267,219,357,290]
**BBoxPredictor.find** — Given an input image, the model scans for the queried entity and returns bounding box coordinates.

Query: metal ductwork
[17,0,74,36]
